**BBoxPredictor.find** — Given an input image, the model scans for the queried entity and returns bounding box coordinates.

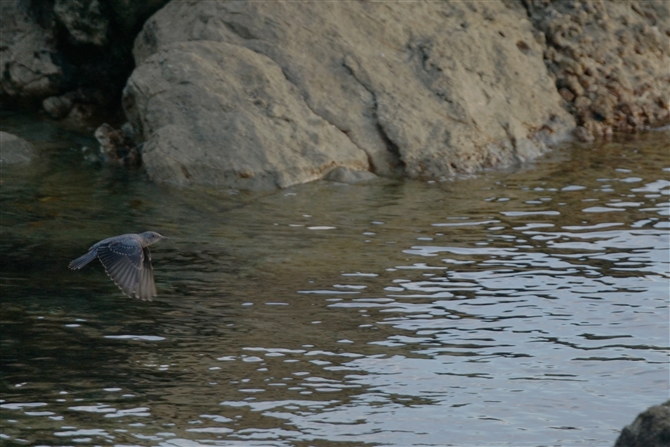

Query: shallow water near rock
[1,113,668,446]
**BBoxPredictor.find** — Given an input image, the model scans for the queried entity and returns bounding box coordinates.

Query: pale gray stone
[124,41,369,189]
[0,132,37,164]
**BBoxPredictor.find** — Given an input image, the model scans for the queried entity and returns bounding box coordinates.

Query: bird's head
[141,231,168,246]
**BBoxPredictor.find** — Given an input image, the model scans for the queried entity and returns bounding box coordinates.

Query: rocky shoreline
[2,1,668,188]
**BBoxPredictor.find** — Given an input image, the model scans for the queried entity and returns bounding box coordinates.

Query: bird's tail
[69,250,97,269]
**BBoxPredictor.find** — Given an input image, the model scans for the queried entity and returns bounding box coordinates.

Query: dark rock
[43,95,74,119]
[44,88,117,132]
[54,0,109,46]
[107,0,170,33]
[64,103,97,126]
[94,122,139,166]
[614,400,670,447]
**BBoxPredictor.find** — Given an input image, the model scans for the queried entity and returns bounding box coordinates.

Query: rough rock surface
[614,400,670,447]
[126,0,574,188]
[0,0,62,103]
[0,131,37,164]
[526,1,670,139]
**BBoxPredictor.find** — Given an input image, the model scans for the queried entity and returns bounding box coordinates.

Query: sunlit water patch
[1,113,668,446]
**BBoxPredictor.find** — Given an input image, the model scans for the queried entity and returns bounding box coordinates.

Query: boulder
[125,0,575,188]
[124,41,369,189]
[0,132,37,164]
[94,122,140,166]
[614,400,670,447]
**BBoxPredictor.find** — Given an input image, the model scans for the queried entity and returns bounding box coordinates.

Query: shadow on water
[1,112,669,446]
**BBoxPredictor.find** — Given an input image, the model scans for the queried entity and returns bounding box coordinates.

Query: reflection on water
[1,114,668,446]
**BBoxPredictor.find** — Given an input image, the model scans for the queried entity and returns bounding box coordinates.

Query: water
[1,113,668,446]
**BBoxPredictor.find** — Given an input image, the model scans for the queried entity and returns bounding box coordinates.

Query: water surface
[1,114,669,446]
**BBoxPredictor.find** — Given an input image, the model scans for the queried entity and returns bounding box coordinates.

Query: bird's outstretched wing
[139,247,157,300]
[97,239,146,299]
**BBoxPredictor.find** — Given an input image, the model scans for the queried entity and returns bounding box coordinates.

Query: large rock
[125,1,575,188]
[0,131,37,164]
[614,400,670,447]
[526,1,670,138]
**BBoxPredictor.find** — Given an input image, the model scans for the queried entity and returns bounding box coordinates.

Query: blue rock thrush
[69,231,167,300]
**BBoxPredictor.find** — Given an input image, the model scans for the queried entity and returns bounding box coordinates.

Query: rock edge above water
[124,1,575,188]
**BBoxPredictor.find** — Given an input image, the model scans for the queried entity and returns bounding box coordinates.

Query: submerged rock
[125,0,574,188]
[0,131,37,164]
[614,400,670,447]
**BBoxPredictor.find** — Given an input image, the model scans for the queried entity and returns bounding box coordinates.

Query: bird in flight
[69,231,167,300]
